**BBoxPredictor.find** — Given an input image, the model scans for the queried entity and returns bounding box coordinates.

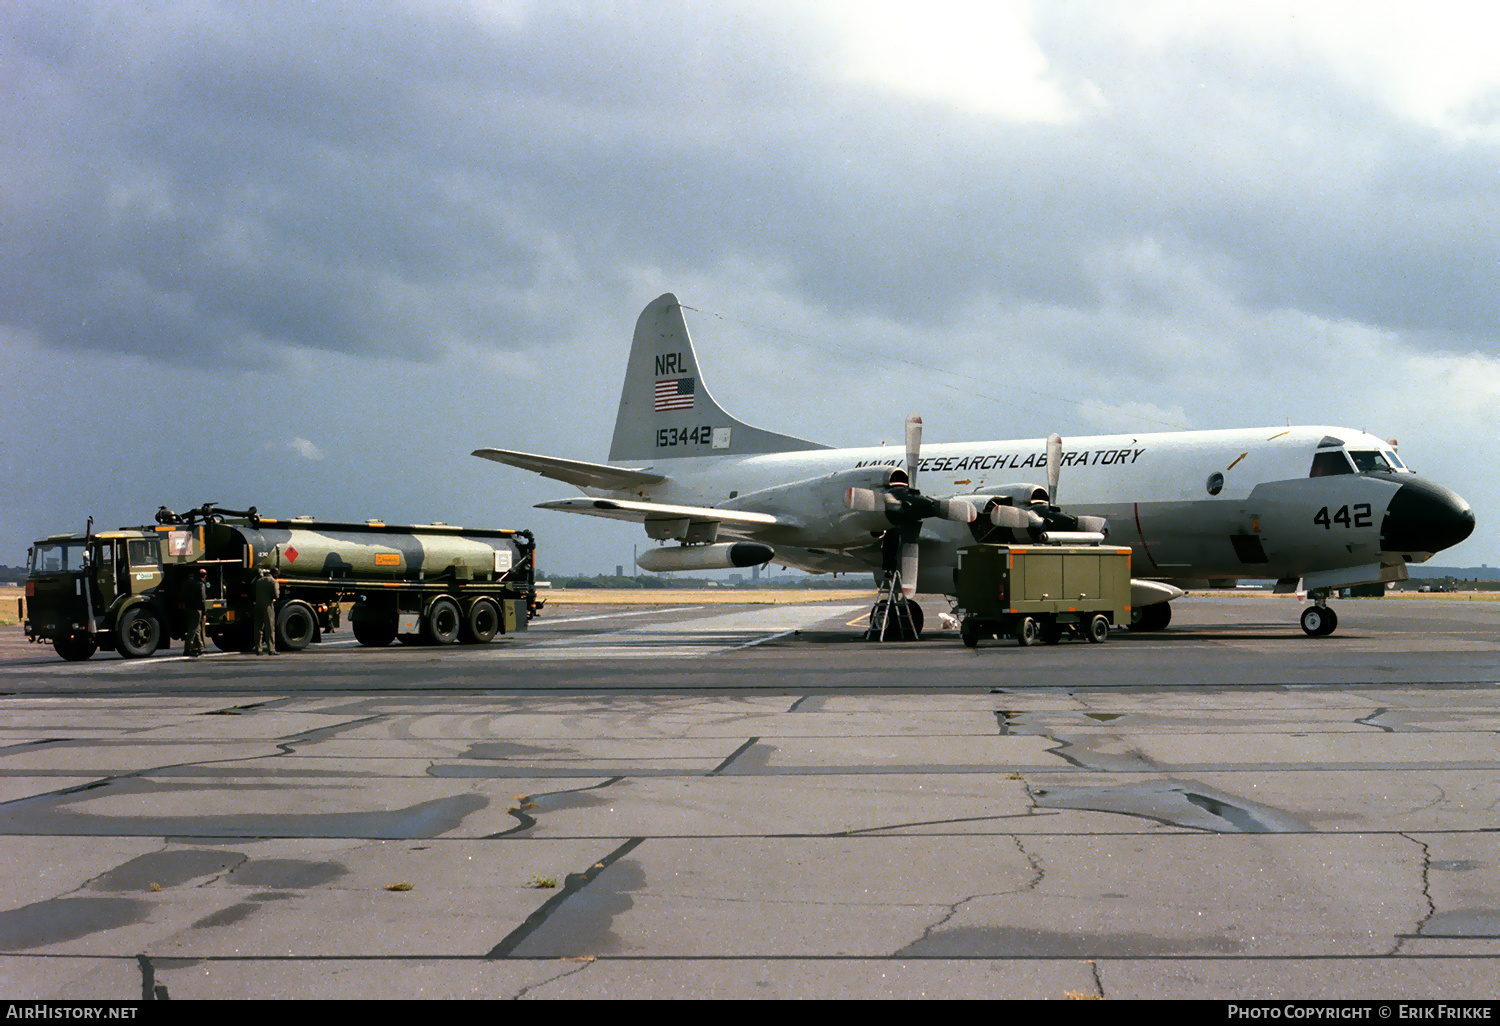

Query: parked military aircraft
[477,294,1475,637]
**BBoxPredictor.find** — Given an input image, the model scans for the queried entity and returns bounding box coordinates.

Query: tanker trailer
[219,514,537,651]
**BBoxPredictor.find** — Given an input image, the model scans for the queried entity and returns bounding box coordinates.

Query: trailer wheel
[53,634,98,662]
[1086,614,1110,643]
[1015,616,1039,647]
[209,626,251,652]
[960,619,979,648]
[275,602,317,652]
[352,618,397,647]
[461,599,500,644]
[424,597,462,645]
[118,606,162,658]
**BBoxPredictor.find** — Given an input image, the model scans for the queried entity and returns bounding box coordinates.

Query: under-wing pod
[636,542,775,573]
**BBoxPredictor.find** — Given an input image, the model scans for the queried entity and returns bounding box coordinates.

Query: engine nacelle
[636,542,775,572]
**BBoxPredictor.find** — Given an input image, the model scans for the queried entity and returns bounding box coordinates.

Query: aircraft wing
[536,497,785,529]
[473,448,666,491]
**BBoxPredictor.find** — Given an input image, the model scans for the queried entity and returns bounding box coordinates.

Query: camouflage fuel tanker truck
[24,504,538,661]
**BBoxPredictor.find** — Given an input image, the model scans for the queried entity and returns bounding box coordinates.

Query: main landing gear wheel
[868,599,924,640]
[1300,605,1338,637]
[1129,603,1172,632]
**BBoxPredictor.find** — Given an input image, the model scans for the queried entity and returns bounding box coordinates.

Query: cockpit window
[1348,450,1395,473]
[1310,450,1355,477]
[1384,449,1409,471]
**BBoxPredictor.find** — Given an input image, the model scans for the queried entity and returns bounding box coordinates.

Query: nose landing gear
[1300,591,1339,636]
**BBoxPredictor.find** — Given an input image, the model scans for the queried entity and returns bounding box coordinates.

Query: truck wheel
[1086,614,1110,643]
[53,635,98,661]
[117,606,162,658]
[209,626,251,652]
[461,599,500,644]
[352,618,398,647]
[424,597,461,645]
[960,619,979,648]
[275,602,317,652]
[1015,616,1039,647]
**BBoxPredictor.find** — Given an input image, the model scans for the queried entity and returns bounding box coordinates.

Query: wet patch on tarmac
[228,859,346,889]
[461,741,562,760]
[192,902,259,929]
[1419,909,1500,936]
[1430,860,1481,872]
[1029,779,1307,832]
[89,849,247,891]
[896,923,1243,957]
[715,739,775,773]
[0,777,489,838]
[500,858,645,957]
[489,837,645,958]
[0,896,152,950]
[489,778,624,837]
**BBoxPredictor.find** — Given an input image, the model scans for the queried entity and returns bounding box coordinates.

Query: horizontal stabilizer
[536,497,783,528]
[473,448,665,491]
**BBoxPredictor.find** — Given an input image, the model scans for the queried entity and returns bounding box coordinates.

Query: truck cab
[25,529,209,660]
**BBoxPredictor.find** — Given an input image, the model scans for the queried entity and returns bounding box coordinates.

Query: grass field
[0,586,21,627]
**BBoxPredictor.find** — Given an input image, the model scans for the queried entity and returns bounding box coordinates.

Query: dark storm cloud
[3,0,1498,377]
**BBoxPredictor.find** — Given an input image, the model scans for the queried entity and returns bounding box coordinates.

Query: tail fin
[608,294,829,461]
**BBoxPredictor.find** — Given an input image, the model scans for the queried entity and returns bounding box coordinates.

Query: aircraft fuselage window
[1348,450,1395,473]
[1309,451,1356,477]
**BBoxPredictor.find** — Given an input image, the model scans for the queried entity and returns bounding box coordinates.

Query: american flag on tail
[654,377,695,411]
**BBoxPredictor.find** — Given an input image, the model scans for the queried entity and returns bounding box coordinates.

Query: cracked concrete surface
[0,594,1497,998]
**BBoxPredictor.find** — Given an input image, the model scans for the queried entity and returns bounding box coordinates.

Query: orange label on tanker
[375,553,401,566]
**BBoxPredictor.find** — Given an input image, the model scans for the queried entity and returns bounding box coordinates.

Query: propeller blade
[1046,433,1062,506]
[905,415,923,489]
[937,497,977,523]
[900,540,919,597]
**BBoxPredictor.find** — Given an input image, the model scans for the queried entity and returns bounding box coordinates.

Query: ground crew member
[183,568,208,658]
[252,568,279,655]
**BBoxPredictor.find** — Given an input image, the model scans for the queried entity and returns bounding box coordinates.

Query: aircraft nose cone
[1381,477,1475,555]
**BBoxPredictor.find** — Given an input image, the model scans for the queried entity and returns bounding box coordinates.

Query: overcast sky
[4,0,1496,574]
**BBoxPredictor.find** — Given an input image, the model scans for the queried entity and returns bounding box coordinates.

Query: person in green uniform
[252,568,279,655]
[183,568,208,658]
